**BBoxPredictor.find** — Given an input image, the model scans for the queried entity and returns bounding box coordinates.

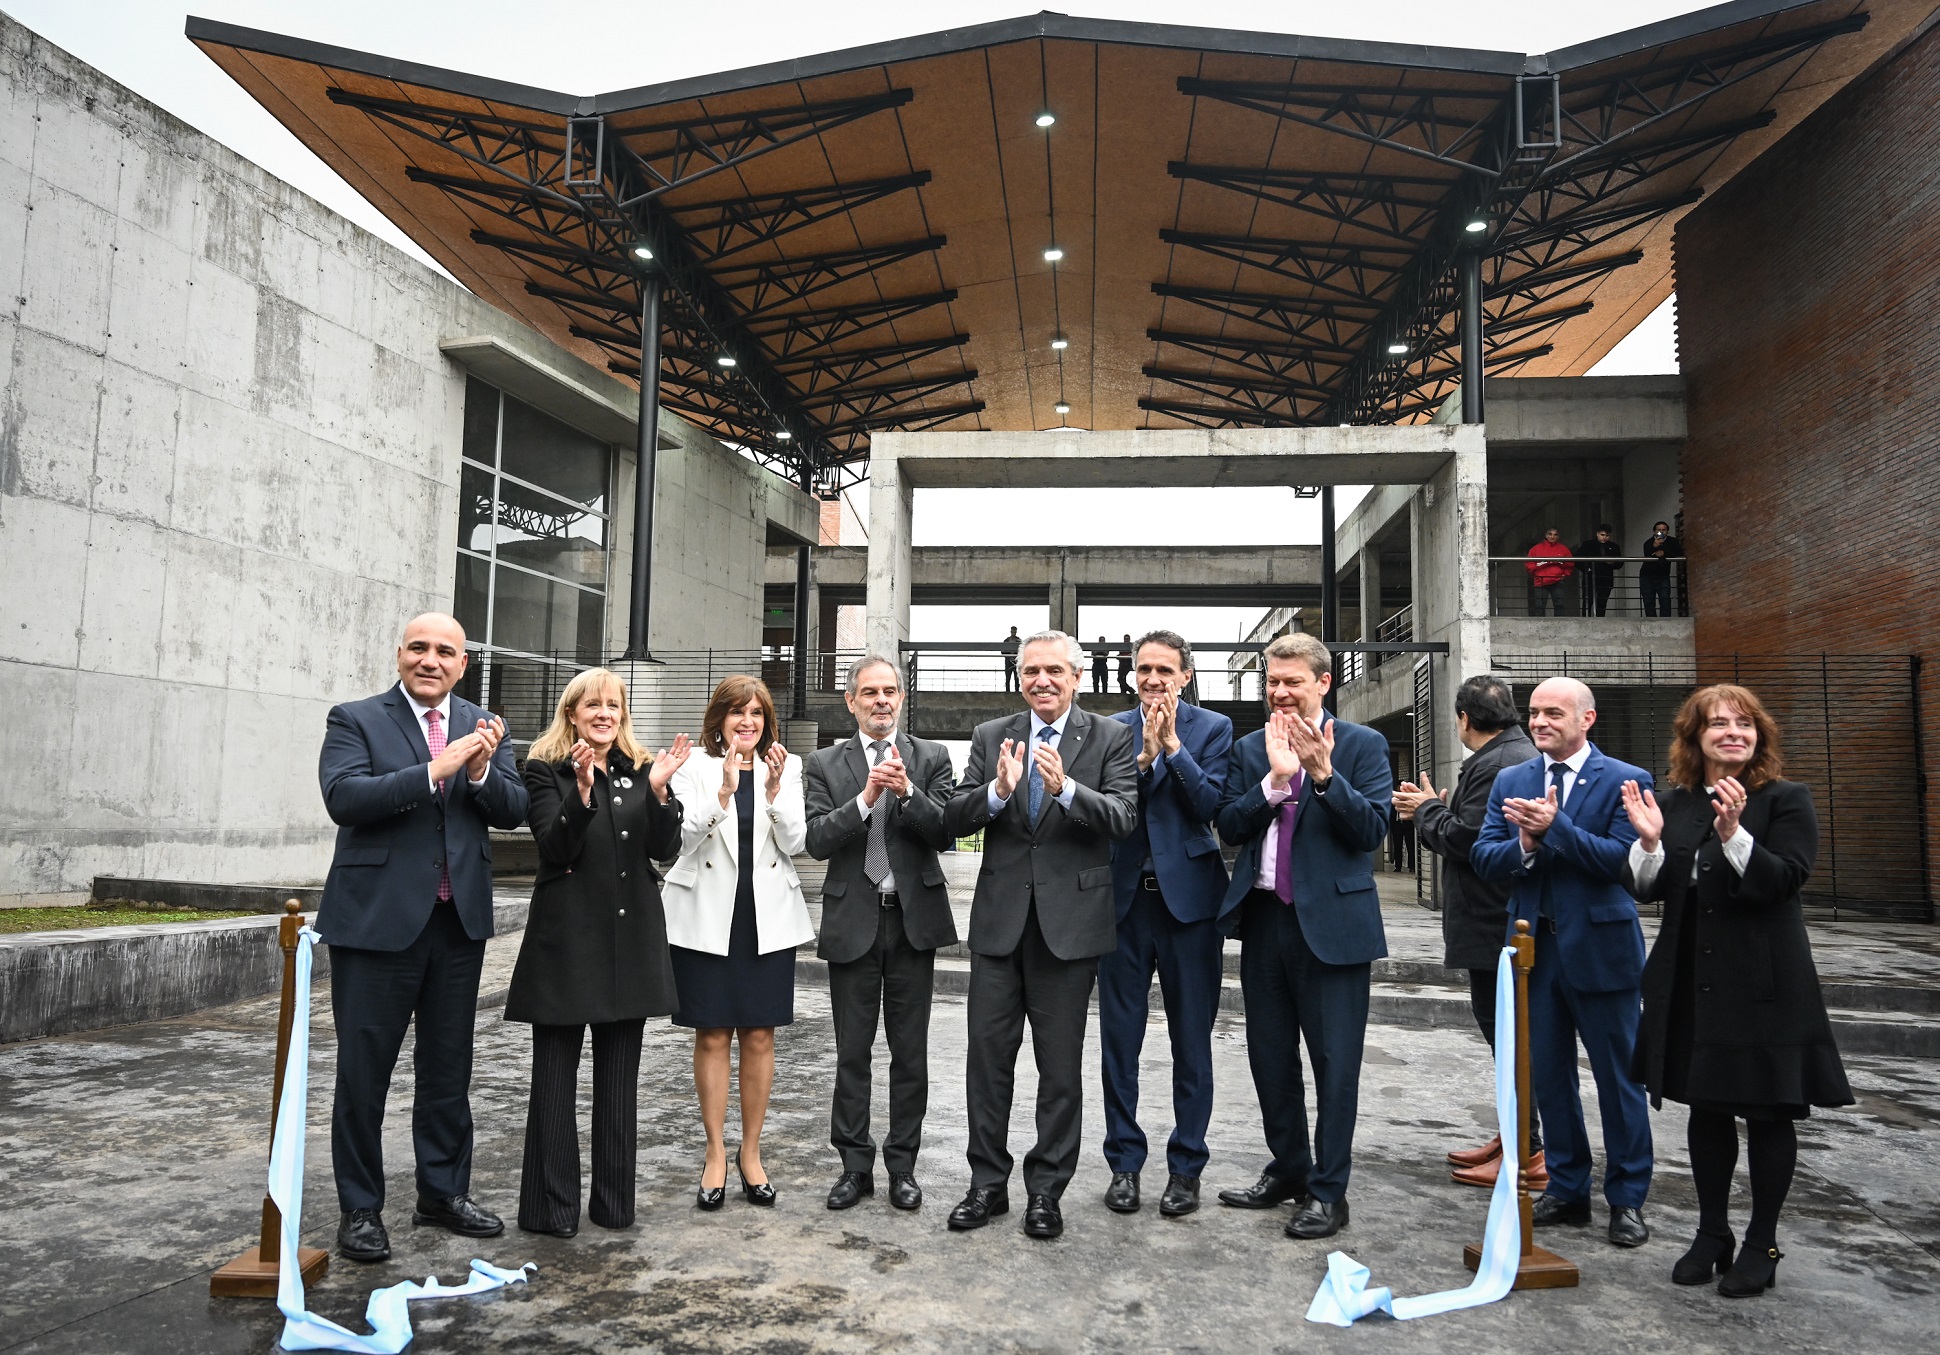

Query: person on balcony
[1640,522,1683,617]
[1524,528,1575,616]
[1092,637,1112,694]
[1575,525,1623,616]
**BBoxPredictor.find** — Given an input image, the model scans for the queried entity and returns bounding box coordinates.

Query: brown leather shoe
[1446,1135,1503,1170]
[1452,1149,1548,1190]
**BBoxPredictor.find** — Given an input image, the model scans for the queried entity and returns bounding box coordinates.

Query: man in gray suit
[804,655,959,1214]
[944,630,1138,1240]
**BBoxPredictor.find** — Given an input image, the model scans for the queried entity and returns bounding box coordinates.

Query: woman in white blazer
[662,675,811,1211]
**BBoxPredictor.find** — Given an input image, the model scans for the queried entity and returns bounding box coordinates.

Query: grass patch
[0,907,237,935]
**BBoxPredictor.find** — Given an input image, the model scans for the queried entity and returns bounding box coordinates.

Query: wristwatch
[1311,774,1334,794]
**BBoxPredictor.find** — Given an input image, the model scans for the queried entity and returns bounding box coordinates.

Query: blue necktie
[1548,761,1570,807]
[1027,726,1055,825]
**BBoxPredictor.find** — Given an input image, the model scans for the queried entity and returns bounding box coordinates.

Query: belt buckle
[878,890,899,907]
[1140,875,1160,892]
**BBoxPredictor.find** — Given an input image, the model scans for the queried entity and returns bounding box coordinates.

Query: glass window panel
[575,584,606,659]
[488,566,556,657]
[459,464,496,554]
[482,653,556,745]
[462,377,499,467]
[454,551,491,643]
[500,395,609,510]
[489,478,607,589]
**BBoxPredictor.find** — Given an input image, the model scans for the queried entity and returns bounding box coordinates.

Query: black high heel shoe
[736,1149,777,1206]
[697,1155,727,1212]
[1671,1230,1735,1285]
[1718,1244,1782,1297]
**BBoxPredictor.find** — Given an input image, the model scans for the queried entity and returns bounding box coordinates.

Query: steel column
[1461,248,1485,424]
[624,273,664,660]
[1321,484,1339,714]
[793,470,812,720]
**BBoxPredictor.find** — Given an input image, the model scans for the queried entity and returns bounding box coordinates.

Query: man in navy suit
[1098,631,1233,1219]
[1213,633,1391,1240]
[317,613,529,1262]
[1472,676,1654,1249]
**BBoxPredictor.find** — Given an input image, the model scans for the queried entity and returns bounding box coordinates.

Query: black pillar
[1320,484,1339,714]
[792,471,811,720]
[1461,249,1485,425]
[624,273,663,660]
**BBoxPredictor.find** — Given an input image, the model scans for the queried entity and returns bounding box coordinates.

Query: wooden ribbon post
[211,900,331,1298]
[1464,919,1579,1289]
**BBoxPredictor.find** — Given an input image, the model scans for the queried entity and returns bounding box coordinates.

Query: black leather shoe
[337,1208,390,1262]
[947,1186,1009,1231]
[1218,1171,1304,1210]
[736,1150,776,1207]
[1104,1171,1141,1214]
[1530,1193,1593,1228]
[888,1172,923,1211]
[412,1194,503,1238]
[1672,1230,1735,1284]
[827,1171,875,1210]
[1285,1196,1349,1240]
[1718,1243,1782,1297]
[518,1219,578,1239]
[1159,1174,1201,1218]
[1608,1205,1650,1248]
[1023,1193,1064,1239]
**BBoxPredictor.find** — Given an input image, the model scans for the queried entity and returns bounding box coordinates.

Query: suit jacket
[661,751,813,956]
[317,685,528,951]
[944,704,1139,961]
[1625,780,1851,1108]
[1108,701,1233,923]
[804,730,960,963]
[1472,743,1650,994]
[1214,714,1392,965]
[505,752,683,1025]
[1414,726,1536,970]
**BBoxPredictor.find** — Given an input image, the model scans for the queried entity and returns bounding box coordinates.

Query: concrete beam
[1467,375,1686,446]
[874,425,1466,489]
[779,544,1323,601]
[440,334,659,449]
[865,454,914,657]
[763,476,819,547]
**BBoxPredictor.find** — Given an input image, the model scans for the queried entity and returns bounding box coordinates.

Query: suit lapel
[716,755,741,864]
[842,735,871,797]
[1571,746,1607,811]
[384,689,431,765]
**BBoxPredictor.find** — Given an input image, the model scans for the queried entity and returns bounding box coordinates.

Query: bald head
[397,613,469,704]
[1528,677,1597,759]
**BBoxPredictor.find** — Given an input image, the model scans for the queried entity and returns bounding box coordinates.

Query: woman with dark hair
[1620,684,1850,1297]
[662,675,811,1210]
[508,668,691,1236]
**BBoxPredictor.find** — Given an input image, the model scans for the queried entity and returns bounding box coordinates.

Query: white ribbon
[268,927,534,1352]
[1306,945,1523,1326]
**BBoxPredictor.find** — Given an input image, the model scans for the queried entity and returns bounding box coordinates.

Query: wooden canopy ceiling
[189,2,1933,491]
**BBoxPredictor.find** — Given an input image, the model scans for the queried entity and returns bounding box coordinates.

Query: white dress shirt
[400,683,489,792]
[1628,788,1756,891]
[1520,741,1592,866]
[852,730,902,893]
[987,706,1079,816]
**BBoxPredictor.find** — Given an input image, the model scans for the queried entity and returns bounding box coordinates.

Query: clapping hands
[863,743,911,807]
[646,733,692,803]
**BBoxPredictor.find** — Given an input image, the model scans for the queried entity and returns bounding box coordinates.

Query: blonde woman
[506,668,690,1236]
[663,675,811,1210]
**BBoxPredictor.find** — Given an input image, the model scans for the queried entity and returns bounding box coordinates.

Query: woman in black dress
[507,668,691,1236]
[662,676,812,1210]
[1620,683,1851,1296]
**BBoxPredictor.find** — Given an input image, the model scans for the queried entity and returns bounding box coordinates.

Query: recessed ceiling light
[629,240,654,260]
[1043,246,1064,263]
[716,354,737,368]
[1465,218,1488,233]
[775,429,792,441]
[1054,402,1071,415]
[1387,342,1409,355]
[1035,112,1056,128]
[1050,337,1069,350]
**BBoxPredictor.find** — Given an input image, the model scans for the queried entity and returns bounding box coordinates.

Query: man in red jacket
[1524,528,1575,616]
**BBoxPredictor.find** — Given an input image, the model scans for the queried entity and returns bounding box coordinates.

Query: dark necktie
[1027,726,1054,825]
[1273,769,1306,905]
[1548,760,1570,807]
[864,741,891,886]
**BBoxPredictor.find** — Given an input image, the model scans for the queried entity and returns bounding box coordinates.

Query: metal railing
[1489,555,1689,618]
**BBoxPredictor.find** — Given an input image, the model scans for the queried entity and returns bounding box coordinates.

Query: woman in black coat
[507,667,691,1236]
[1620,683,1851,1298]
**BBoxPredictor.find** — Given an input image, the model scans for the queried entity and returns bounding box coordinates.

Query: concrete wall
[0,17,790,902]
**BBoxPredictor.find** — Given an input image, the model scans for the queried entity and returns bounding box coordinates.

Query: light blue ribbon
[1306,946,1524,1326]
[268,927,534,1352]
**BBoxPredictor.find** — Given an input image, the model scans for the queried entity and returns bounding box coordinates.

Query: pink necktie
[1273,769,1305,905]
[424,710,452,901]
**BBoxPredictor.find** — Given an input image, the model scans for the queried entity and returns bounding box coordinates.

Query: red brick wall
[1677,23,1940,914]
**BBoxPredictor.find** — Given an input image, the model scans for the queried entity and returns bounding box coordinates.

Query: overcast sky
[11,1,1691,643]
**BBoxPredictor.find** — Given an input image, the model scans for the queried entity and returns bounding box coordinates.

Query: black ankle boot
[1718,1243,1782,1297]
[1671,1230,1735,1285]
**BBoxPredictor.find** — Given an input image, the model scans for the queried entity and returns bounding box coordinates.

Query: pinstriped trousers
[518,1020,646,1231]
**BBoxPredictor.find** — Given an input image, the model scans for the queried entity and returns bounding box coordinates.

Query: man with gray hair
[803,655,959,1213]
[1473,677,1655,1249]
[945,629,1138,1240]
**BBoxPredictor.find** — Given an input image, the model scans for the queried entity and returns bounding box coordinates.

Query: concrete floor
[3,912,1938,1355]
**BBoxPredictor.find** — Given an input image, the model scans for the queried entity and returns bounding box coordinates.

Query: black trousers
[1467,968,1543,1155]
[328,899,486,1212]
[965,901,1097,1198]
[518,1019,646,1231]
[1239,888,1370,1203]
[829,902,936,1176]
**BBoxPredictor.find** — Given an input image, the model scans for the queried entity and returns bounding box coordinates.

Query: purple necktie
[1273,770,1305,904]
